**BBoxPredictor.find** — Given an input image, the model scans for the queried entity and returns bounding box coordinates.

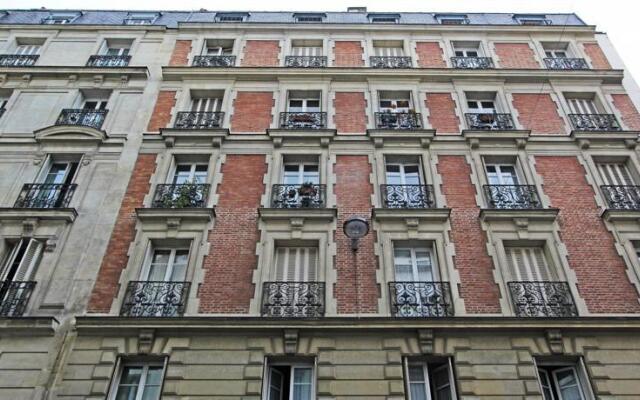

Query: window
[394,245,438,282]
[123,12,159,25]
[565,96,599,115]
[1,239,43,285]
[536,359,594,400]
[485,163,519,185]
[283,162,319,185]
[385,157,422,185]
[294,13,325,23]
[274,246,318,282]
[140,247,189,282]
[436,14,469,25]
[452,41,481,58]
[290,40,323,56]
[171,162,208,184]
[405,358,457,400]
[515,14,551,25]
[14,41,41,56]
[202,39,234,56]
[287,91,321,113]
[103,39,132,56]
[0,96,8,113]
[215,13,249,22]
[82,99,108,110]
[596,162,635,186]
[369,14,400,23]
[373,40,405,57]
[265,360,315,400]
[42,12,80,24]
[505,246,556,281]
[39,158,80,186]
[109,359,166,400]
[190,96,223,113]
[379,91,412,113]
[466,93,497,114]
[542,43,570,59]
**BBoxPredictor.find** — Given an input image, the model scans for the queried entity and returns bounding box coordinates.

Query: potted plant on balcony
[297,182,318,207]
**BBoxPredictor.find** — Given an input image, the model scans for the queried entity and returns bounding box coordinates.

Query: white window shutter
[306,248,318,281]
[14,239,43,281]
[506,247,555,281]
[275,247,287,281]
[0,240,24,280]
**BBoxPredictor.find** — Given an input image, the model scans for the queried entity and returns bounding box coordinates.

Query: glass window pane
[293,367,312,384]
[468,50,478,57]
[409,383,428,400]
[556,369,577,387]
[559,386,582,400]
[408,365,425,382]
[141,386,161,400]
[120,366,143,385]
[115,386,137,400]
[145,367,164,385]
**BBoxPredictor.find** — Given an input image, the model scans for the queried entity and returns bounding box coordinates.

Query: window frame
[215,13,249,23]
[42,12,80,25]
[123,12,159,25]
[436,14,470,25]
[108,357,168,400]
[263,360,316,400]
[403,357,458,400]
[535,358,595,400]
[140,246,190,282]
[392,244,440,282]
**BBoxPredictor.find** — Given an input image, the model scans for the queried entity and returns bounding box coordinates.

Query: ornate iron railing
[568,114,621,131]
[284,56,327,68]
[484,185,542,209]
[381,184,435,209]
[389,281,453,317]
[465,113,515,130]
[279,112,327,129]
[14,183,77,208]
[0,281,36,317]
[271,184,325,208]
[120,281,190,317]
[86,54,131,67]
[370,56,412,69]
[151,184,210,208]
[174,111,224,129]
[374,112,422,130]
[543,58,589,70]
[261,282,325,318]
[192,55,236,67]
[600,185,640,210]
[0,54,39,67]
[55,109,108,130]
[508,281,578,317]
[451,56,494,69]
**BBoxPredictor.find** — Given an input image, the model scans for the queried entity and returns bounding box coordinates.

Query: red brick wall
[334,155,378,313]
[437,155,501,314]
[88,154,157,313]
[198,155,267,313]
[230,92,274,133]
[146,91,177,132]
[494,43,540,69]
[241,40,280,67]
[512,93,565,134]
[334,92,367,134]
[334,41,364,67]
[536,156,640,313]
[169,40,192,66]
[425,93,460,134]
[583,42,612,69]
[611,94,640,131]
[416,42,446,68]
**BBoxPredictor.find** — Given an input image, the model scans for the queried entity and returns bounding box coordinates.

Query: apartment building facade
[1,7,640,400]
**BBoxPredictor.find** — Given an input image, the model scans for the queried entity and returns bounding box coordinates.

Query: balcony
[451,56,494,69]
[279,112,327,130]
[174,111,224,129]
[55,109,108,130]
[370,56,412,69]
[484,185,542,209]
[508,281,578,317]
[192,55,236,67]
[465,113,515,130]
[600,185,640,210]
[0,54,39,67]
[261,281,325,318]
[284,55,327,68]
[14,183,77,208]
[543,58,589,70]
[0,281,36,317]
[568,114,621,131]
[120,281,190,317]
[381,184,435,209]
[271,184,325,209]
[374,112,422,130]
[151,183,210,208]
[389,281,454,317]
[86,55,131,67]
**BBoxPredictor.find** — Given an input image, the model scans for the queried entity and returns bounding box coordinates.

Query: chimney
[347,7,367,13]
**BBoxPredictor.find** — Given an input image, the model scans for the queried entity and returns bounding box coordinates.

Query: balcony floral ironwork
[151,183,210,208]
[55,109,108,130]
[271,183,325,208]
[86,54,131,67]
[0,281,36,317]
[389,281,454,317]
[451,56,494,69]
[261,281,325,318]
[192,55,236,67]
[284,56,327,68]
[374,112,422,130]
[370,56,412,69]
[174,111,224,129]
[120,281,191,317]
[543,58,589,70]
[508,281,578,317]
[0,54,39,67]
[465,113,515,130]
[568,114,621,131]
[14,183,77,208]
[484,185,542,209]
[381,184,435,209]
[279,112,327,130]
[600,185,640,210]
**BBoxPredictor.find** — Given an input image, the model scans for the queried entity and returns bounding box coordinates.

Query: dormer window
[368,13,400,24]
[215,13,248,23]
[123,12,159,25]
[435,14,470,25]
[294,13,326,23]
[41,12,80,25]
[514,14,551,25]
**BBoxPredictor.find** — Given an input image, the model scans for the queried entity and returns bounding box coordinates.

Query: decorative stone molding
[159,127,229,149]
[137,329,156,354]
[417,329,434,354]
[283,329,299,355]
[545,329,564,354]
[367,129,435,149]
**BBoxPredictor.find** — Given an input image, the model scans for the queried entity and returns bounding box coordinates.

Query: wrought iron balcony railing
[543,58,589,70]
[261,281,325,318]
[0,281,36,317]
[86,54,131,67]
[465,113,515,130]
[120,281,190,317]
[151,183,210,208]
[174,111,224,129]
[279,112,327,129]
[389,281,454,317]
[568,114,621,131]
[284,55,327,68]
[508,281,578,317]
[451,56,494,69]
[374,112,422,130]
[14,183,77,208]
[484,185,542,210]
[600,185,640,210]
[192,55,236,67]
[0,54,39,67]
[381,184,435,209]
[370,56,413,69]
[271,184,325,208]
[55,109,108,130]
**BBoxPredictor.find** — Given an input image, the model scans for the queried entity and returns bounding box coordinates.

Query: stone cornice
[0,65,149,81]
[0,317,59,336]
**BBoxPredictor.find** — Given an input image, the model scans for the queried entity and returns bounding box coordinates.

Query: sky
[3,0,639,80]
